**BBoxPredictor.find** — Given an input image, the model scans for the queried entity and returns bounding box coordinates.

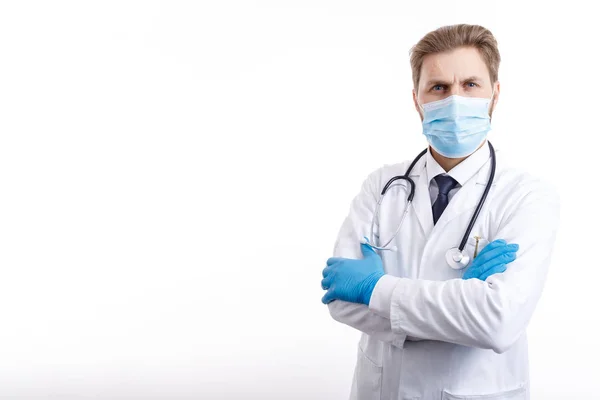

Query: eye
[465,81,479,88]
[431,84,445,91]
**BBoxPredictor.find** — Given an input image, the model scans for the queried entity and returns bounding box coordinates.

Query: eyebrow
[424,76,483,87]
[461,76,483,83]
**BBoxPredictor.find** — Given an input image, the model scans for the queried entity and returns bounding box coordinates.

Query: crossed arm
[324,173,560,353]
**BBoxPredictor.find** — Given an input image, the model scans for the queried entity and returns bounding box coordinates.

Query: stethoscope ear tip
[360,236,397,252]
[360,237,371,247]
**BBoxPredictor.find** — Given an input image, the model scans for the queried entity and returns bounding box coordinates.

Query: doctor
[320,24,560,400]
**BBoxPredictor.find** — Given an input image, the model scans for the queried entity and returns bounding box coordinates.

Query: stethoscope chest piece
[445,247,470,270]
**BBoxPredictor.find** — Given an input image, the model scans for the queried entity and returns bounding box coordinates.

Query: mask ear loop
[488,87,496,115]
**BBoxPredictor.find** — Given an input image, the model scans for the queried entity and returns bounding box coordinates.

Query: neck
[430,140,486,172]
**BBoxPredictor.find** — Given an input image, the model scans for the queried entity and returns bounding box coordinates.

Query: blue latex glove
[462,239,519,281]
[321,242,385,305]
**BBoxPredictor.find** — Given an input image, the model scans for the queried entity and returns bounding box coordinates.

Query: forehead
[420,46,490,84]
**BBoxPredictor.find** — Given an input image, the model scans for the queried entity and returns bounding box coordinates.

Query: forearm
[370,276,510,351]
[370,254,553,353]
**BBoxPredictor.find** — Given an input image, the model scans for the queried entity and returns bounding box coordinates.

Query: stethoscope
[367,140,496,270]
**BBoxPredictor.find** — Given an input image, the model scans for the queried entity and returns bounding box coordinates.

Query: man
[320,24,560,400]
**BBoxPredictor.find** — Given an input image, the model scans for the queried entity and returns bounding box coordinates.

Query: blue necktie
[432,174,458,225]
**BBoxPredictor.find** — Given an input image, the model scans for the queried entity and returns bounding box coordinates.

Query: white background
[0,1,597,399]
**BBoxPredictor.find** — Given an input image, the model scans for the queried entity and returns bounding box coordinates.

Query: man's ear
[413,89,423,121]
[491,81,500,112]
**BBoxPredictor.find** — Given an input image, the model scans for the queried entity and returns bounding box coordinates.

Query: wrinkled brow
[424,76,484,87]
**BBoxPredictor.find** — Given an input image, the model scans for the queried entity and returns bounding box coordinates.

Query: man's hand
[321,243,385,305]
[462,239,519,281]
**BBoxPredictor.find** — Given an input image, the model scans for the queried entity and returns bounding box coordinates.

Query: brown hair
[409,24,501,91]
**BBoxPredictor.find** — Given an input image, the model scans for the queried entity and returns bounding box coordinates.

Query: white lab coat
[328,147,560,400]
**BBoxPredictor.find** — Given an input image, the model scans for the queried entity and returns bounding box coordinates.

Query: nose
[449,84,461,96]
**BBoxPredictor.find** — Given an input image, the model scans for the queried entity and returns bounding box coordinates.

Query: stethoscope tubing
[371,141,496,256]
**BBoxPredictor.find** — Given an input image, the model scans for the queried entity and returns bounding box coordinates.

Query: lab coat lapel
[433,153,497,230]
[433,176,480,230]
[410,162,434,237]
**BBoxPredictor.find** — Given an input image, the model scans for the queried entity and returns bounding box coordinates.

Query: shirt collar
[426,140,491,187]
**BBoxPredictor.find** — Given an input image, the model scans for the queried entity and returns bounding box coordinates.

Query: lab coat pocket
[442,385,526,400]
[465,234,490,266]
[352,344,382,400]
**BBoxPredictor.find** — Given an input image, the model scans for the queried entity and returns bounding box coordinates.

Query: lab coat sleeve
[369,180,560,353]
[326,168,409,346]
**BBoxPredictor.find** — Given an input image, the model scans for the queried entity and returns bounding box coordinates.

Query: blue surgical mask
[419,93,494,158]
